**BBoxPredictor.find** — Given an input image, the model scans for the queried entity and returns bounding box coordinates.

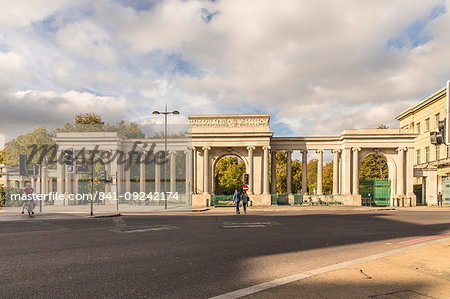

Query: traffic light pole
[90,156,94,216]
[39,163,42,213]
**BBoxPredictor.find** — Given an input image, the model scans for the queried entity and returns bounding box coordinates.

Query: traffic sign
[243,185,249,191]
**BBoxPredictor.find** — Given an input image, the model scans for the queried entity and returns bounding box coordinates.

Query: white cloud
[0,51,25,90]
[56,20,117,64]
[2,0,450,137]
[0,0,75,29]
[1,90,129,127]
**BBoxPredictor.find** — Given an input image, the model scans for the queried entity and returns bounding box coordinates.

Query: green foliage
[323,162,333,194]
[275,151,286,194]
[75,113,104,125]
[307,159,318,192]
[272,151,303,194]
[78,158,106,195]
[0,185,4,207]
[0,148,5,164]
[214,156,245,195]
[359,154,388,180]
[56,115,145,139]
[115,120,145,138]
[5,127,55,166]
[377,124,389,129]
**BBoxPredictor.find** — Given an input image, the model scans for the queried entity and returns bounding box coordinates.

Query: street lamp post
[153,104,180,209]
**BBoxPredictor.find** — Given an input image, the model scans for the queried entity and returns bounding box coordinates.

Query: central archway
[213,155,246,195]
[359,152,391,206]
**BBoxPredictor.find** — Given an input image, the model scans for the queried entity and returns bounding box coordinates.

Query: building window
[426,146,430,162]
[436,145,440,161]
[417,149,421,164]
[435,113,440,128]
[425,118,430,131]
[416,122,421,134]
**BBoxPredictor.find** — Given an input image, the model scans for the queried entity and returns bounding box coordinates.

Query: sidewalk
[241,239,450,298]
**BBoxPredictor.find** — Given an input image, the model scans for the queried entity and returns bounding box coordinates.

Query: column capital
[396,147,407,152]
[352,147,361,152]
[285,149,293,154]
[246,146,256,151]
[332,149,341,154]
[316,149,324,154]
[301,149,308,155]
[262,145,271,151]
[202,146,211,151]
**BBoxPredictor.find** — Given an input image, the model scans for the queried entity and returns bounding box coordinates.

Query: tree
[56,114,145,138]
[214,156,245,195]
[75,113,104,125]
[0,148,5,164]
[5,127,55,166]
[377,124,389,129]
[272,151,302,194]
[322,162,333,194]
[115,120,145,138]
[307,159,318,193]
[359,154,388,180]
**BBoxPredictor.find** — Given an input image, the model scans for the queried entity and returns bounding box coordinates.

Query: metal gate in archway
[360,180,391,206]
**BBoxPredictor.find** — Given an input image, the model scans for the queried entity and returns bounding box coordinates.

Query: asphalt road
[0,210,449,298]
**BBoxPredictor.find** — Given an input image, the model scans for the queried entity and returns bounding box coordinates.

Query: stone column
[117,158,124,195]
[185,149,191,197]
[332,149,340,194]
[155,158,161,193]
[317,150,323,195]
[43,166,49,194]
[397,148,405,197]
[124,164,131,193]
[57,156,65,194]
[192,147,197,194]
[65,166,72,195]
[263,146,270,195]
[203,146,211,195]
[271,150,277,194]
[301,150,308,194]
[352,148,361,195]
[73,173,79,196]
[139,156,146,193]
[170,151,176,194]
[286,150,292,194]
[105,162,112,194]
[247,146,255,195]
[406,147,415,198]
[342,148,351,195]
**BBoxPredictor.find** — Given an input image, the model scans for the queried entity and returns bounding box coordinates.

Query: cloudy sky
[1,0,450,144]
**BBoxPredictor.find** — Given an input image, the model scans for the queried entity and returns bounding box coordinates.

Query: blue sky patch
[387,4,446,49]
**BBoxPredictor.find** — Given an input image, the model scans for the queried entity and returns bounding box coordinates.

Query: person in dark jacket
[241,191,249,214]
[233,189,241,214]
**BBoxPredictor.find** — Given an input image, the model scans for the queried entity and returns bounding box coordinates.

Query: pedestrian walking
[22,183,35,215]
[233,189,241,214]
[241,191,249,214]
[437,192,443,207]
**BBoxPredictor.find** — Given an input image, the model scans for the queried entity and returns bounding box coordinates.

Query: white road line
[210,236,450,299]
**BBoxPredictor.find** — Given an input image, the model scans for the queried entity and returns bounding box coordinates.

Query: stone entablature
[189,114,270,133]
[5,114,418,208]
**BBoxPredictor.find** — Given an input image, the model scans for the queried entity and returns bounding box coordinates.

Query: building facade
[396,82,450,206]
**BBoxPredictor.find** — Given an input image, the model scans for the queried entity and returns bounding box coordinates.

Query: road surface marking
[398,232,450,245]
[221,221,280,228]
[120,225,178,233]
[210,236,450,299]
